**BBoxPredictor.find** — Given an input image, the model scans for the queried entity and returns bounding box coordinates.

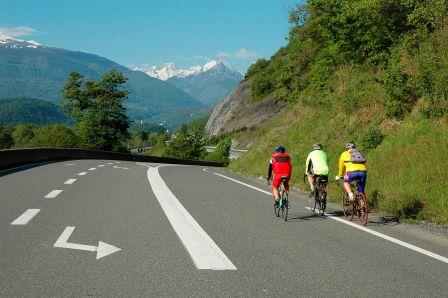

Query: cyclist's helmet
[345,141,356,150]
[313,143,323,150]
[275,146,286,153]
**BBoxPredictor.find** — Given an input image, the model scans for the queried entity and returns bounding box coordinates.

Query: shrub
[29,124,79,148]
[12,124,37,148]
[0,124,13,149]
[360,125,384,152]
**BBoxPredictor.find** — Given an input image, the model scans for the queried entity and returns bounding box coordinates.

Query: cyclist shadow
[286,212,328,222]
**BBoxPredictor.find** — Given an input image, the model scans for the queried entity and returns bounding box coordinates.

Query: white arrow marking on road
[53,227,121,260]
[145,166,236,270]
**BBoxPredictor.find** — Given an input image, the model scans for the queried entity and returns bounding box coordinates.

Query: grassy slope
[229,100,448,224]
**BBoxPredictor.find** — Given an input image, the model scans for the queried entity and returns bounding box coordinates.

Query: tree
[62,69,131,151]
[29,124,79,148]
[12,124,37,148]
[206,136,231,165]
[164,121,206,160]
[0,124,13,149]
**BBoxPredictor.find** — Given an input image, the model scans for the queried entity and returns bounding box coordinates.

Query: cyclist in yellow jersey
[335,142,367,201]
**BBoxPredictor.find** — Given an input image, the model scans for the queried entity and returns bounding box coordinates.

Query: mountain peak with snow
[0,32,42,49]
[134,60,240,81]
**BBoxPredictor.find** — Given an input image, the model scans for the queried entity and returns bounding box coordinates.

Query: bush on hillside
[360,125,384,152]
[29,124,79,148]
[0,124,13,149]
[12,124,37,148]
[206,137,231,165]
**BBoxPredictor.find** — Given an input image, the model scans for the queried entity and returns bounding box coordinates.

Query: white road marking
[45,190,63,198]
[136,162,153,168]
[53,227,121,260]
[305,207,448,264]
[65,163,76,166]
[11,209,40,225]
[208,170,448,265]
[146,166,237,270]
[212,172,272,195]
[113,165,129,170]
[88,167,97,171]
[107,162,114,165]
[78,172,87,176]
[98,165,105,167]
[115,161,121,164]
[64,179,77,185]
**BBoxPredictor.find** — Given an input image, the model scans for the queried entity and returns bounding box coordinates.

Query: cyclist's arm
[337,153,345,178]
[305,153,312,174]
[267,159,273,180]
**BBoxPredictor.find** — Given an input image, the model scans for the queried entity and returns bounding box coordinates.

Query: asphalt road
[1,160,447,297]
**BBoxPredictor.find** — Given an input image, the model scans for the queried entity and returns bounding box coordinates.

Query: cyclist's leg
[343,172,354,200]
[272,176,281,202]
[284,176,290,193]
[356,171,367,194]
[307,173,314,190]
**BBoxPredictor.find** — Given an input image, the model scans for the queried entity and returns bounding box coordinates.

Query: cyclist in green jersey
[305,143,329,194]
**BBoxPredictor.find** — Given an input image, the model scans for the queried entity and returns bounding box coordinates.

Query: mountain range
[0,33,207,128]
[135,60,243,106]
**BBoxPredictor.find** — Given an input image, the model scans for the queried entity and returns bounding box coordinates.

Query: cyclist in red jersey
[267,146,292,206]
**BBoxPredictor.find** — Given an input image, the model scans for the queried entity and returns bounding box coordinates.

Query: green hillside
[0,97,69,126]
[226,0,448,224]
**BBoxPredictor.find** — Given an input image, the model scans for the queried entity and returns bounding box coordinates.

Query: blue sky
[1,0,301,73]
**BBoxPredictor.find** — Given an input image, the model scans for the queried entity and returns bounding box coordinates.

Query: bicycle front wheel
[342,191,354,221]
[356,193,368,225]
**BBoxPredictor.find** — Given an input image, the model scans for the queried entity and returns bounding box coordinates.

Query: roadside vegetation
[224,0,448,224]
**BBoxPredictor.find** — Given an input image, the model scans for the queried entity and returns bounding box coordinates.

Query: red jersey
[270,152,292,176]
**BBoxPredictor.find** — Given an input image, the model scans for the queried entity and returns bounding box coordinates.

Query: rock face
[205,79,287,138]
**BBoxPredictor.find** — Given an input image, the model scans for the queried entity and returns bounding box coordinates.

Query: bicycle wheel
[319,186,327,215]
[356,193,368,225]
[282,193,289,221]
[314,188,321,213]
[274,192,282,217]
[341,191,354,221]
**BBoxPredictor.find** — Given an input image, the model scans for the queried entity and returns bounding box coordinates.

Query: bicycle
[309,174,328,215]
[337,178,368,225]
[268,176,290,221]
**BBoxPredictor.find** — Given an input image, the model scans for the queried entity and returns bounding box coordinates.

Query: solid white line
[213,172,272,195]
[45,189,63,198]
[88,167,97,171]
[209,170,448,265]
[11,209,40,225]
[64,179,77,185]
[304,207,448,264]
[146,166,237,270]
[78,172,87,176]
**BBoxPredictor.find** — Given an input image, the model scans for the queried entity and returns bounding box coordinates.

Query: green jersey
[305,150,329,175]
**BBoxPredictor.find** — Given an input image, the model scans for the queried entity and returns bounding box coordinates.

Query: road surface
[1,160,447,296]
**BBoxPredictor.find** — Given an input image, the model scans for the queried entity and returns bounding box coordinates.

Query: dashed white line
[209,169,448,265]
[11,209,40,225]
[78,172,87,176]
[88,167,97,171]
[146,166,236,270]
[65,163,76,166]
[64,179,77,185]
[45,189,63,198]
[98,165,105,167]
[107,163,114,165]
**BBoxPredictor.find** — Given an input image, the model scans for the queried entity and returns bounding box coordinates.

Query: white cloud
[0,26,39,37]
[217,48,259,59]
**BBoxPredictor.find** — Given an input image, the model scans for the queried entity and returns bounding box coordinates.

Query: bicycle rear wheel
[319,186,327,215]
[314,188,321,214]
[282,193,289,221]
[341,191,354,221]
[356,193,368,225]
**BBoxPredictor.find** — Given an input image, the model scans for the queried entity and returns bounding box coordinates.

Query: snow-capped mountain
[135,60,241,81]
[0,32,42,49]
